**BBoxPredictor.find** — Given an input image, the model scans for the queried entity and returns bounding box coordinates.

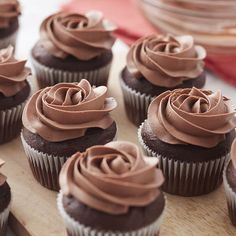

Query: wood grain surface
[0,47,235,236]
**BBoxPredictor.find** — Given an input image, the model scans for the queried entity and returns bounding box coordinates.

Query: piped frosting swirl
[147,87,236,148]
[0,0,20,28]
[40,11,116,61]
[127,34,206,88]
[22,80,117,142]
[59,141,164,215]
[0,45,31,97]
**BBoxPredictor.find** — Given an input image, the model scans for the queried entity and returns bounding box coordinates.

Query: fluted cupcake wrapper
[31,56,112,89]
[120,77,154,127]
[138,122,229,196]
[0,31,18,50]
[0,102,26,144]
[21,134,68,191]
[0,202,11,236]
[21,133,118,192]
[223,161,236,226]
[57,191,164,236]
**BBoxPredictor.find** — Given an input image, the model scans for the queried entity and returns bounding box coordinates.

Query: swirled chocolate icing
[0,159,6,187]
[0,45,31,97]
[147,87,236,148]
[59,141,164,215]
[40,11,116,61]
[231,139,236,169]
[127,34,206,88]
[22,80,117,142]
[0,0,20,28]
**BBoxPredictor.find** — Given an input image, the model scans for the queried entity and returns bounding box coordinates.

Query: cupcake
[138,87,236,196]
[0,0,20,49]
[21,79,117,191]
[0,45,31,144]
[224,139,236,226]
[58,141,165,236]
[31,11,116,88]
[0,159,11,236]
[120,34,206,126]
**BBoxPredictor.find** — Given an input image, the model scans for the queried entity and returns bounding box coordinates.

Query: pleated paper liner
[31,56,112,89]
[0,202,11,236]
[21,135,67,191]
[138,122,230,196]
[57,191,165,236]
[0,102,26,144]
[223,160,236,227]
[120,77,154,126]
[21,132,118,192]
[0,31,18,50]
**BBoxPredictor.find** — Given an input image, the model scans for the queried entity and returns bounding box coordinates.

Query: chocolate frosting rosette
[0,0,20,49]
[0,45,31,144]
[120,34,206,126]
[0,159,11,236]
[58,141,165,236]
[21,80,117,191]
[224,139,236,226]
[31,11,116,88]
[139,87,236,196]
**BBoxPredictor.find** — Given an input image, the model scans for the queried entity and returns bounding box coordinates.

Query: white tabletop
[7,0,236,235]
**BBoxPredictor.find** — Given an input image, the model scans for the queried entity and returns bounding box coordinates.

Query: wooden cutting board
[0,46,235,236]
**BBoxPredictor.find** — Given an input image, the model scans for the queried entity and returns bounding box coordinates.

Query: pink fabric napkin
[62,0,236,87]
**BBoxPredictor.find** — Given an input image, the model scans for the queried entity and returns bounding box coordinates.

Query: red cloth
[62,0,236,87]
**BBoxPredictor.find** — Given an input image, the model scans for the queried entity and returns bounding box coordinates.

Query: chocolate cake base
[62,192,165,232]
[0,182,11,213]
[140,121,235,196]
[32,42,113,72]
[0,82,30,144]
[31,42,113,88]
[0,18,19,39]
[22,122,117,157]
[0,81,30,110]
[120,67,206,126]
[21,123,117,191]
[121,67,206,97]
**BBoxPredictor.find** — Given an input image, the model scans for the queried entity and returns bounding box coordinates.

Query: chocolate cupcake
[21,80,117,191]
[138,87,236,196]
[0,0,20,50]
[57,141,165,236]
[120,34,206,126]
[0,45,31,144]
[0,159,11,236]
[31,11,116,88]
[224,139,236,226]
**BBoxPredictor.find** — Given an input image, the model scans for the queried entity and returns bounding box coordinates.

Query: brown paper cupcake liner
[31,56,112,88]
[0,102,26,144]
[0,31,18,50]
[21,133,117,191]
[57,191,165,236]
[223,161,236,226]
[138,122,229,196]
[0,202,11,236]
[120,77,154,126]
